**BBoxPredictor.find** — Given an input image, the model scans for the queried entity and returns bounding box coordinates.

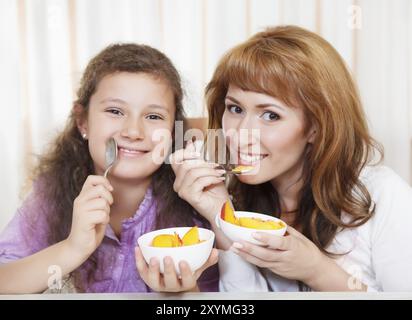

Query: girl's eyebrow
[100,97,126,104]
[225,95,285,111]
[146,104,170,114]
[100,98,169,113]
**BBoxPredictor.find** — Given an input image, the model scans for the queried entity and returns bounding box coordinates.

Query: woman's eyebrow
[225,95,242,105]
[226,95,285,111]
[255,103,285,111]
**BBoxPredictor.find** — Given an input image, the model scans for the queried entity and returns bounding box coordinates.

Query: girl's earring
[82,133,87,139]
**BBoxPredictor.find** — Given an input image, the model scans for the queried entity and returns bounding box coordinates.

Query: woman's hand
[230,226,328,285]
[66,175,114,258]
[135,247,219,292]
[170,140,229,223]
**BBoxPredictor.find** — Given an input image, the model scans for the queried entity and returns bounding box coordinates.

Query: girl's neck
[108,176,152,238]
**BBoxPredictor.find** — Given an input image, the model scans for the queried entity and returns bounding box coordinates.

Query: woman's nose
[235,116,260,145]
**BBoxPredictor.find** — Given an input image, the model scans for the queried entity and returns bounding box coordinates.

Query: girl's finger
[82,184,114,205]
[162,256,179,290]
[147,257,161,291]
[83,198,110,213]
[179,261,196,290]
[87,210,110,226]
[82,175,113,192]
[135,247,150,281]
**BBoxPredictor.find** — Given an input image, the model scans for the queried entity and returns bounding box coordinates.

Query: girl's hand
[170,141,229,223]
[230,226,327,285]
[135,247,219,292]
[66,175,114,258]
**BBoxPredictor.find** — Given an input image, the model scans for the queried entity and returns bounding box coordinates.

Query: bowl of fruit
[216,201,287,245]
[137,226,215,274]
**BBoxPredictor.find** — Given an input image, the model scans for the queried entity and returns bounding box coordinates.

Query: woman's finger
[252,232,292,251]
[173,162,222,192]
[232,241,283,262]
[187,176,226,195]
[231,248,273,268]
[284,225,307,240]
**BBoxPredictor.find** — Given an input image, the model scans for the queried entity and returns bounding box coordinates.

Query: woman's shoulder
[360,164,412,198]
[358,164,412,241]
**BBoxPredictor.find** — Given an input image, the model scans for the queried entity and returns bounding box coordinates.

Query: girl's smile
[117,143,150,159]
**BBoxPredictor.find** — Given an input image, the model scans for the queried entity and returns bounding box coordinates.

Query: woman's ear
[73,104,88,139]
[307,126,317,144]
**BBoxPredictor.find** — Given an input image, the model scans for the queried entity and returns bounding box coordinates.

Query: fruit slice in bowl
[216,201,287,245]
[137,226,214,274]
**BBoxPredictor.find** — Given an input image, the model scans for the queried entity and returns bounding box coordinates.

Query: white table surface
[1,292,412,300]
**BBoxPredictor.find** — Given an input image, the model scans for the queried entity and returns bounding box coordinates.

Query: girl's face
[221,84,314,187]
[79,72,175,181]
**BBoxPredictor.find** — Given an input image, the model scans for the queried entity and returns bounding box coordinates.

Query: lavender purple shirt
[0,181,219,293]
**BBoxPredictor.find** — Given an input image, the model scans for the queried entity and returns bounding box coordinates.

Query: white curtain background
[0,0,411,230]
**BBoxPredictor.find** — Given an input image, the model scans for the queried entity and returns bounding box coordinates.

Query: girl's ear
[74,104,88,139]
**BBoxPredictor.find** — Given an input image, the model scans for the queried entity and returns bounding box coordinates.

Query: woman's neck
[108,176,152,237]
[270,162,305,227]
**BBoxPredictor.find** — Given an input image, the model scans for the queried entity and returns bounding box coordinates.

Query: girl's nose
[120,118,145,140]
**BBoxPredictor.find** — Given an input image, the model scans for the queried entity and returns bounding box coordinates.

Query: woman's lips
[238,152,268,165]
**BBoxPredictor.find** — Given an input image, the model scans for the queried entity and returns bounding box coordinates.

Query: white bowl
[215,211,287,245]
[137,227,215,274]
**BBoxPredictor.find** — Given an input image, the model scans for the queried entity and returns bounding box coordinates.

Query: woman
[171,25,412,291]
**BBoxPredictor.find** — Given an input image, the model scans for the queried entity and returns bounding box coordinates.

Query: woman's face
[221,84,314,187]
[79,72,175,181]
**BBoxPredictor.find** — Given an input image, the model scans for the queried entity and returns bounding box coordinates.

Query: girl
[171,25,412,291]
[0,44,218,293]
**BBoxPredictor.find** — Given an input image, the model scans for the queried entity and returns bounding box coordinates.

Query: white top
[218,165,412,292]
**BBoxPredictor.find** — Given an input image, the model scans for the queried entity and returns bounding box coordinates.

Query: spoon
[190,140,254,175]
[215,164,255,175]
[103,137,118,178]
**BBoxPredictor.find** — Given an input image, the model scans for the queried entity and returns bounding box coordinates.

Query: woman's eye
[227,104,243,114]
[106,108,123,116]
[261,111,280,121]
[146,114,163,120]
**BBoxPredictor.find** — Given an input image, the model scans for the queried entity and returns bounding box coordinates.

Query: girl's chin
[109,166,160,181]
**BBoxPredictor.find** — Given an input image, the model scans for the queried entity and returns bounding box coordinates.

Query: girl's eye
[227,104,243,114]
[106,108,123,116]
[146,114,163,120]
[261,111,280,121]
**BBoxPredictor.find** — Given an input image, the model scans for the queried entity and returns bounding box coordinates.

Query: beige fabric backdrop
[0,0,411,229]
